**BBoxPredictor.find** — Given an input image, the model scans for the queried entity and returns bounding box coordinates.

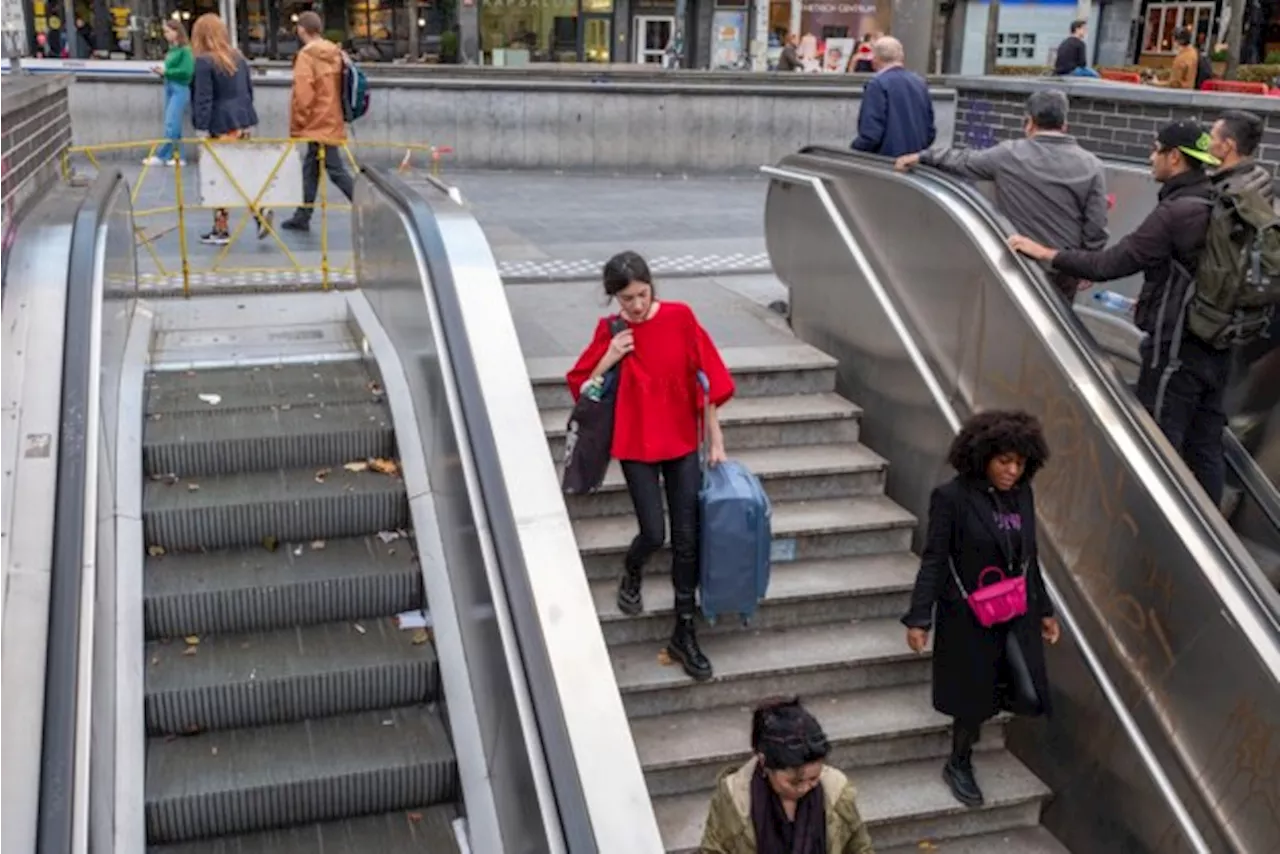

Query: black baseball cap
[1156,119,1221,166]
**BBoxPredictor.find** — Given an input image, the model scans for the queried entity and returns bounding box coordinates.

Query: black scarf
[750,763,827,854]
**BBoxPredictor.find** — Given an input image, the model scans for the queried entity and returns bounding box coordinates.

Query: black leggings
[621,452,700,614]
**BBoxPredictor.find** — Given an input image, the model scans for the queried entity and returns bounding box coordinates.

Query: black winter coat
[192,55,258,138]
[902,477,1054,722]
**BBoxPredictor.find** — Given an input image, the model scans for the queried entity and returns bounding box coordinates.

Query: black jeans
[620,452,700,615]
[295,142,355,223]
[1137,334,1232,504]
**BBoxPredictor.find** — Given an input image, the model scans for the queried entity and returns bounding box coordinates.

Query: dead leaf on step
[377,530,402,544]
[314,467,331,484]
[183,635,200,646]
[406,811,423,823]
[344,460,369,473]
[369,458,399,476]
[310,540,326,550]
[197,393,222,406]
[148,545,167,557]
[916,842,938,851]
[369,380,384,397]
[352,622,367,635]
[656,648,675,667]
[187,483,200,492]
[182,645,198,657]
[262,535,279,553]
[411,628,430,645]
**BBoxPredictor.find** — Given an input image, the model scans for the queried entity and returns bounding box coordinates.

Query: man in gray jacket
[1209,109,1274,203]
[896,89,1109,303]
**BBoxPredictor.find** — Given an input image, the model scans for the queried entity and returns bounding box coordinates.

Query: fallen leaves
[406,811,423,823]
[344,457,399,476]
[197,393,222,406]
[184,635,200,646]
[314,467,332,484]
[656,648,675,667]
[262,535,279,553]
[344,460,369,473]
[310,540,326,550]
[147,545,167,557]
[352,622,367,635]
[411,628,430,645]
[182,645,198,657]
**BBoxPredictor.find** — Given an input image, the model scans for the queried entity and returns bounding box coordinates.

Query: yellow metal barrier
[61,137,454,296]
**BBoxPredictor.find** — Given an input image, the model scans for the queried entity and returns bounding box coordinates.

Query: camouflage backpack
[1186,182,1280,348]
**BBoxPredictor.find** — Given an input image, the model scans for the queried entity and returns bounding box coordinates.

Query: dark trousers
[1137,334,1232,504]
[295,142,354,223]
[952,716,983,762]
[621,452,700,615]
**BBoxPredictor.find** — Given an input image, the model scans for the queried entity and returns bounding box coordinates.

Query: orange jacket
[1168,46,1198,90]
[290,38,346,144]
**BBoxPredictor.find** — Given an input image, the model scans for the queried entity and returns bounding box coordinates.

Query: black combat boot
[616,565,643,616]
[667,612,712,682]
[942,722,984,807]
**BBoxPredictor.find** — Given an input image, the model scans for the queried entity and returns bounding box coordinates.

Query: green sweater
[163,45,194,85]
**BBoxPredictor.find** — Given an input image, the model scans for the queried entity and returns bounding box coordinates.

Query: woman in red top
[567,251,736,681]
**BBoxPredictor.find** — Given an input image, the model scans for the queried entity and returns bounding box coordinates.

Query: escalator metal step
[146,362,381,416]
[144,467,409,553]
[144,401,396,479]
[144,536,421,639]
[145,619,439,735]
[146,803,460,854]
[145,705,457,844]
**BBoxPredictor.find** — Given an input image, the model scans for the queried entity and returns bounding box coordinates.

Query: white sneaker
[142,156,166,167]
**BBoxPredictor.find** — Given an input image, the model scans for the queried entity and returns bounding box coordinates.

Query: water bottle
[1093,289,1135,314]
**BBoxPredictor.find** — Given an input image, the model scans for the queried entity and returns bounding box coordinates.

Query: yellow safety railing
[61,137,454,296]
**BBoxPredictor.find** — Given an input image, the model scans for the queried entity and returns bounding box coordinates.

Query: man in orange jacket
[281,10,355,233]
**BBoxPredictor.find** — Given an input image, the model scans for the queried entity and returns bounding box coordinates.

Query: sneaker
[257,209,274,240]
[667,615,713,682]
[141,156,167,167]
[200,230,230,246]
[280,217,310,233]
[616,568,643,616]
[942,757,984,808]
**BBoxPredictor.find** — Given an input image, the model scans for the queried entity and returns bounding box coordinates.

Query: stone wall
[949,76,1280,176]
[2,75,72,255]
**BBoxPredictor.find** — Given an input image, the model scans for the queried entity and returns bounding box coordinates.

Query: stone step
[573,496,917,580]
[566,443,887,518]
[144,400,395,479]
[652,751,1051,853]
[879,826,1070,854]
[146,804,460,854]
[527,344,838,410]
[611,618,930,718]
[146,362,381,416]
[634,685,1006,797]
[541,392,861,461]
[145,619,438,735]
[143,467,409,553]
[592,553,917,645]
[143,535,422,640]
[145,705,457,844]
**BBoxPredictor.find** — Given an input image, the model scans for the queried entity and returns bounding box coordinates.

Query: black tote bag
[562,318,628,495]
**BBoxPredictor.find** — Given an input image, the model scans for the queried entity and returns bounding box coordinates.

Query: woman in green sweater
[146,18,194,166]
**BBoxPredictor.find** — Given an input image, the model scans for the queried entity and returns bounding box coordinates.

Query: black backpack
[561,317,629,495]
[1194,52,1213,89]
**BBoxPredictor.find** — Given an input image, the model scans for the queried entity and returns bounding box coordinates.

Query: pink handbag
[951,562,1028,628]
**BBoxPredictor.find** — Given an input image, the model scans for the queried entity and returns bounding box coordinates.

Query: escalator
[762,147,1280,854]
[3,164,659,854]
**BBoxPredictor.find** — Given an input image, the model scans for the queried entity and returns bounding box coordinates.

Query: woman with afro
[902,410,1061,808]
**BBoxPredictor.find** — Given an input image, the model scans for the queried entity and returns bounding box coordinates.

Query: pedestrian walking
[279,11,356,234]
[191,13,267,246]
[566,251,735,682]
[902,411,1059,809]
[145,18,194,167]
[896,90,1108,303]
[851,37,935,158]
[1008,120,1230,503]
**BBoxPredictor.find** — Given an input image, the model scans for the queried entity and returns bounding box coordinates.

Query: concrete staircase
[531,344,1067,853]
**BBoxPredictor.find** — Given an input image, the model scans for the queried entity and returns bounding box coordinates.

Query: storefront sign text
[800,2,876,13]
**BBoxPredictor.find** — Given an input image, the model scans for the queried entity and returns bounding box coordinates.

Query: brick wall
[1,75,73,257]
[948,76,1280,177]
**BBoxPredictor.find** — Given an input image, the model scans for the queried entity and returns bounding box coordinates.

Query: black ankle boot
[942,754,984,808]
[667,614,713,682]
[616,566,643,616]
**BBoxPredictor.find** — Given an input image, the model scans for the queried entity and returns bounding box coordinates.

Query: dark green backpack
[1186,185,1280,348]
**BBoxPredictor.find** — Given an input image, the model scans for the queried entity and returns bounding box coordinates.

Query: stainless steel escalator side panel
[764,149,1280,854]
[1,185,80,854]
[352,169,663,854]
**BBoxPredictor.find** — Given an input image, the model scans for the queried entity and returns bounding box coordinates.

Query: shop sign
[800,1,876,13]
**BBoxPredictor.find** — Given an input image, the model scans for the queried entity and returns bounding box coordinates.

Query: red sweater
[567,301,735,463]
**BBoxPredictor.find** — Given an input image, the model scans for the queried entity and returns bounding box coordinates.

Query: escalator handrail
[795,144,1280,633]
[37,169,123,854]
[357,166,597,852]
[761,158,1216,854]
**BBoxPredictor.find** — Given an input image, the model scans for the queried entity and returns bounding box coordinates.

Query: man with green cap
[1008,119,1231,505]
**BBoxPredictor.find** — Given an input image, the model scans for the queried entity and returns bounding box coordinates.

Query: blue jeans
[1069,66,1101,78]
[155,80,189,161]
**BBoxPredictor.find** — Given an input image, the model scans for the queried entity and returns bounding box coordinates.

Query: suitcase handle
[696,370,711,475]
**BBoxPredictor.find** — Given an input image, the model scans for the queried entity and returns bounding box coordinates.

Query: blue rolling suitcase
[695,373,772,624]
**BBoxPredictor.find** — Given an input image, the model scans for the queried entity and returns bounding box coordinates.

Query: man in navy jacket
[852,37,935,158]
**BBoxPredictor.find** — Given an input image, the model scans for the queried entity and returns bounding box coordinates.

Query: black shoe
[280,217,310,232]
[942,756,984,808]
[667,615,712,682]
[200,230,229,246]
[257,209,274,239]
[616,568,643,616]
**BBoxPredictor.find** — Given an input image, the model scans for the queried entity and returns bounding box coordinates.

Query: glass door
[634,15,673,64]
[582,14,611,61]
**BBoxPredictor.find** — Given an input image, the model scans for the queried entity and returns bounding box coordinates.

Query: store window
[1143,2,1214,54]
[996,32,1036,62]
[481,0,586,63]
[799,0,876,42]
